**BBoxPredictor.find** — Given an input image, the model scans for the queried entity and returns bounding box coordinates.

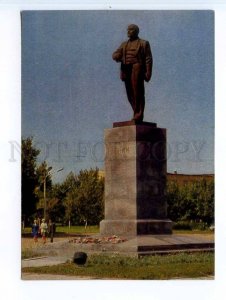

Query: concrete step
[138,248,214,257]
[138,242,214,252]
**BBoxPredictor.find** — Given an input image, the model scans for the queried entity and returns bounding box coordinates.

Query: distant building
[167,171,214,186]
[98,169,214,185]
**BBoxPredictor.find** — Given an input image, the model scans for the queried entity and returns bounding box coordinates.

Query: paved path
[21,233,214,280]
[24,233,214,257]
[21,272,214,281]
[22,272,100,280]
[22,256,69,268]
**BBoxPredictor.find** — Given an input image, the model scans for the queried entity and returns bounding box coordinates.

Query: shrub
[167,179,214,225]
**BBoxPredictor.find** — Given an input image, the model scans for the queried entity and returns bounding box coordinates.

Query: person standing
[112,24,153,122]
[48,219,56,243]
[40,218,48,243]
[31,219,39,242]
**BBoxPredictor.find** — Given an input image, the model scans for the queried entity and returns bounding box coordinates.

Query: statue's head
[127,24,139,39]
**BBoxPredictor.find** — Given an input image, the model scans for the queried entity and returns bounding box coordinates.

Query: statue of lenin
[112,24,153,122]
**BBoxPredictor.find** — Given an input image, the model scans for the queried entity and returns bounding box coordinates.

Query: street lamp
[43,167,64,220]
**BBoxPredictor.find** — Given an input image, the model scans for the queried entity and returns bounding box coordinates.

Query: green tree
[195,179,214,224]
[167,181,182,221]
[166,179,214,225]
[50,183,67,222]
[64,190,78,225]
[75,168,104,225]
[62,172,79,225]
[36,161,53,220]
[61,169,104,226]
[21,137,40,224]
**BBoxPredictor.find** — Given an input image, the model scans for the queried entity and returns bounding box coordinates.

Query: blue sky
[22,10,214,182]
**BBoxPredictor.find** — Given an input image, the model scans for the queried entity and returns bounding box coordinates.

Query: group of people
[31,218,56,243]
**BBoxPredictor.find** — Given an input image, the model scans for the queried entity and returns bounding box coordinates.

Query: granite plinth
[100,219,172,236]
[113,120,157,128]
[100,122,172,236]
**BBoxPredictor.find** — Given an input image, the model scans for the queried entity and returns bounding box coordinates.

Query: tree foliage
[21,137,40,222]
[75,169,104,225]
[35,161,53,218]
[166,179,214,225]
[61,168,104,225]
[22,137,104,225]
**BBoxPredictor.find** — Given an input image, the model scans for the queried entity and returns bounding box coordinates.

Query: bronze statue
[112,24,153,122]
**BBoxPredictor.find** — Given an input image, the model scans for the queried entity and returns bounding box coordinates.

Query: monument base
[100,121,173,236]
[100,219,172,236]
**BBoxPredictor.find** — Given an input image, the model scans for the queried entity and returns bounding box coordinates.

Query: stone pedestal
[100,121,172,236]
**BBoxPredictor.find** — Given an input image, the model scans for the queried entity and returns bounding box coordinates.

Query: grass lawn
[22,225,100,235]
[22,252,214,279]
[56,225,99,234]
